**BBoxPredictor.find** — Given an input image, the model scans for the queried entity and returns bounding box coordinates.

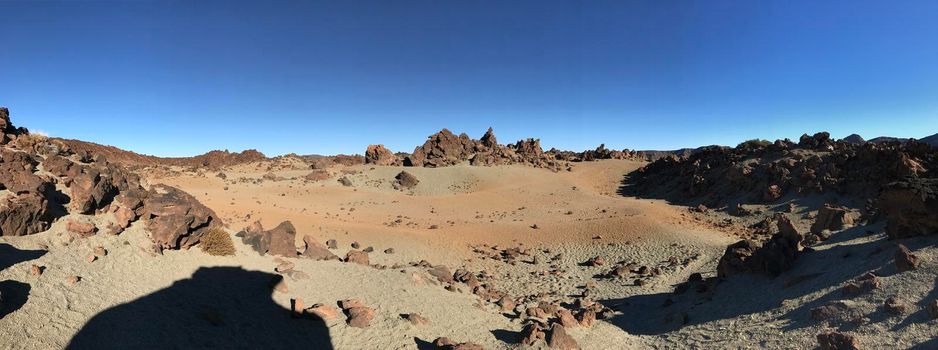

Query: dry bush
[200,226,236,256]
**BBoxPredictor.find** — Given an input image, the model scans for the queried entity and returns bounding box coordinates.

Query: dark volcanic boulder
[364,144,398,166]
[141,185,220,250]
[879,178,938,239]
[0,192,53,236]
[393,171,419,190]
[718,215,803,277]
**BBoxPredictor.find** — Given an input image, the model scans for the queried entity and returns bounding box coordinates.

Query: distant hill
[56,138,267,168]
[840,132,937,147]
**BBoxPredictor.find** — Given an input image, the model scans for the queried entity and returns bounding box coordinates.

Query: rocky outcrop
[629,132,937,210]
[879,178,938,239]
[141,185,220,250]
[718,215,803,277]
[57,138,267,169]
[236,220,300,256]
[364,144,399,166]
[401,128,570,171]
[0,108,224,249]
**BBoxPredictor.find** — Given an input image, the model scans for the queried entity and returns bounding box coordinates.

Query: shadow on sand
[0,243,46,319]
[66,266,333,350]
[598,226,902,336]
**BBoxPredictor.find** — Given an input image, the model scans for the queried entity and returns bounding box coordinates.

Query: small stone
[275,261,295,273]
[93,246,107,257]
[895,244,920,272]
[345,307,375,328]
[384,248,395,254]
[67,275,80,285]
[547,324,580,350]
[30,264,42,276]
[883,296,907,315]
[326,239,338,249]
[928,299,938,319]
[351,242,360,249]
[363,246,374,253]
[345,250,369,265]
[87,255,96,263]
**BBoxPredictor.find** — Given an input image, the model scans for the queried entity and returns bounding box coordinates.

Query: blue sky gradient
[1,0,936,156]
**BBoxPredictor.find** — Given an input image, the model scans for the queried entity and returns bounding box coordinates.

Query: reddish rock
[883,296,907,315]
[811,204,854,234]
[66,220,97,238]
[266,221,298,257]
[546,324,580,350]
[576,309,595,328]
[307,303,340,320]
[842,273,880,296]
[344,306,375,328]
[894,244,920,272]
[344,250,369,265]
[556,309,578,328]
[519,323,545,345]
[427,265,455,284]
[816,331,860,350]
[30,264,42,276]
[364,144,398,166]
[0,192,54,236]
[585,256,606,267]
[301,235,339,261]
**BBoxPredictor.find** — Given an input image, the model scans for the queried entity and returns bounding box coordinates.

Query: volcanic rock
[345,250,369,265]
[546,324,580,350]
[879,178,938,239]
[266,221,298,257]
[301,235,339,261]
[894,244,920,272]
[364,144,399,166]
[141,185,220,250]
[816,331,860,350]
[393,171,419,190]
[811,205,854,234]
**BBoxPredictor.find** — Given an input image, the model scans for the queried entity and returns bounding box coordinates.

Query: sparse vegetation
[200,226,236,256]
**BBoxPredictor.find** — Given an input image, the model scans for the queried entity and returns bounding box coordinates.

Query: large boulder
[879,178,938,239]
[405,129,476,167]
[266,221,298,257]
[364,144,398,166]
[141,185,220,250]
[810,204,854,234]
[393,171,419,190]
[718,215,803,277]
[0,192,53,236]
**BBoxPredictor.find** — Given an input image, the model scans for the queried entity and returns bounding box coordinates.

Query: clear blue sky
[1,1,936,157]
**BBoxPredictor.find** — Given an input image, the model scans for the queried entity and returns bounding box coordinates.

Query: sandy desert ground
[0,160,938,349]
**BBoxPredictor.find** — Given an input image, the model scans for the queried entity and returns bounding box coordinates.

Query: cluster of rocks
[630,132,936,207]
[0,108,221,251]
[717,215,803,278]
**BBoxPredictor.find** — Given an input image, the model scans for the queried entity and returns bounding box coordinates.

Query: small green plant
[200,226,236,256]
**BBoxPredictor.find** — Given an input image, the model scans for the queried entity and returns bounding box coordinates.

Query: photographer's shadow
[67,266,333,349]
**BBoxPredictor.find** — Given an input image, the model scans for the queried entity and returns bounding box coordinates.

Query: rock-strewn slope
[0,108,220,250]
[629,132,936,207]
[58,138,267,169]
